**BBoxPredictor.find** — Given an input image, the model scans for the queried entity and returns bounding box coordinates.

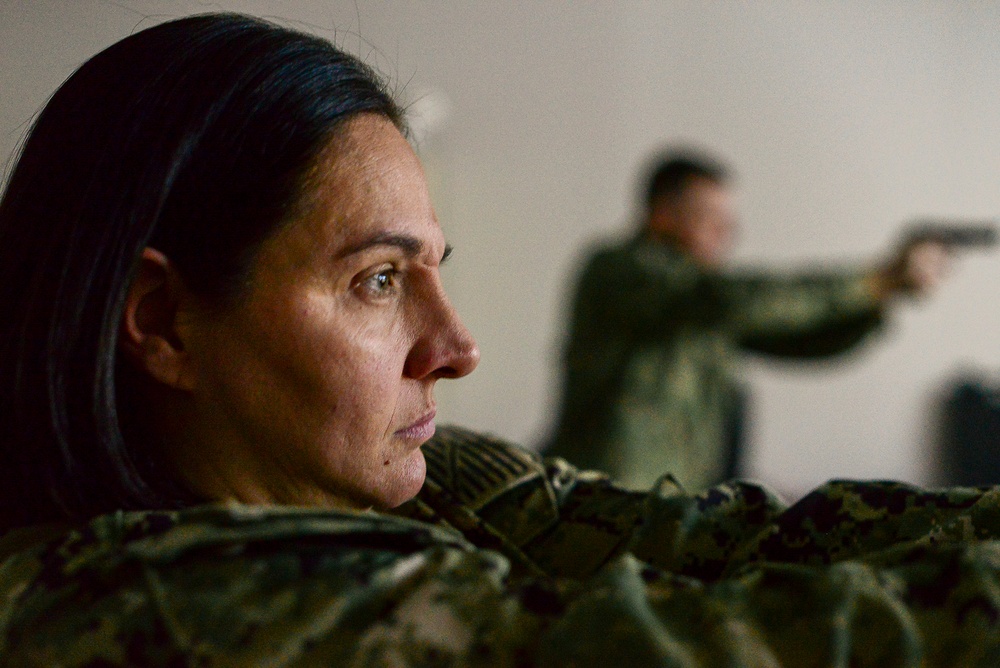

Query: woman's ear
[119,247,197,391]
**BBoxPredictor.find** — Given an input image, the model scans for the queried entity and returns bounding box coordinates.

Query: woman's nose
[404,289,480,381]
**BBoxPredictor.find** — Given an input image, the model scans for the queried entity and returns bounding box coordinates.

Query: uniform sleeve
[542,481,1000,667]
[723,269,886,357]
[395,426,789,580]
[395,427,1000,666]
[573,242,882,351]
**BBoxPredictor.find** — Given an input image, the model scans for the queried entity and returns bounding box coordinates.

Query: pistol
[905,219,998,248]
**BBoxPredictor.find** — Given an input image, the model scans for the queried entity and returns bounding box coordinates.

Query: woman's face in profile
[182,113,479,510]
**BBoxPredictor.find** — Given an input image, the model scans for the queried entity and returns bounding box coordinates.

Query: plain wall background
[3,1,999,498]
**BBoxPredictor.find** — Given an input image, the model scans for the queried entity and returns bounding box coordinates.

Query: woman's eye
[360,267,400,298]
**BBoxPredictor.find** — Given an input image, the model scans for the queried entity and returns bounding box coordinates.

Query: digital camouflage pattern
[547,237,885,491]
[2,426,1000,666]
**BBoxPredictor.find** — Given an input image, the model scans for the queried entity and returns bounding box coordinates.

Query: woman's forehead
[280,115,442,258]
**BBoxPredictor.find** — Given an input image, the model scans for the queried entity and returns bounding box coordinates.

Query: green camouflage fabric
[2,426,1000,666]
[547,236,884,491]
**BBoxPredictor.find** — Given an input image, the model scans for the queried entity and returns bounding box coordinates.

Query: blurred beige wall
[3,1,999,497]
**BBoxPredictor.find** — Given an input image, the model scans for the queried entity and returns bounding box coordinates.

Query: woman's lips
[395,411,436,441]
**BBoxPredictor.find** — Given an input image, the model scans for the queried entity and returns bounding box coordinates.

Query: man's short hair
[644,150,729,210]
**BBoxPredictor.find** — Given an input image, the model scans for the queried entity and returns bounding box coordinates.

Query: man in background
[545,150,949,491]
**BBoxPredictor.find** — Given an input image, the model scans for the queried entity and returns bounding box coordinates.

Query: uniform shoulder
[0,505,490,664]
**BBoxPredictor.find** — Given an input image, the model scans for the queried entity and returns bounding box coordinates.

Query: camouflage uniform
[2,426,1000,666]
[547,237,884,491]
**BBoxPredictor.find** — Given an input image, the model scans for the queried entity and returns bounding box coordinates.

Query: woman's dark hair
[0,13,403,530]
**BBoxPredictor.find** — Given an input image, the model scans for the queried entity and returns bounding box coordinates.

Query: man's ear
[118,247,197,391]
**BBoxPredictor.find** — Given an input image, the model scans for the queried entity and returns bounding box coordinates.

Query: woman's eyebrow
[337,233,423,259]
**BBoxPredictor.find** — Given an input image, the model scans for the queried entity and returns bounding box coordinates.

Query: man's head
[643,151,736,268]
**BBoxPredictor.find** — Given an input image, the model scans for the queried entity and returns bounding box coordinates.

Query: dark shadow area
[936,373,1000,487]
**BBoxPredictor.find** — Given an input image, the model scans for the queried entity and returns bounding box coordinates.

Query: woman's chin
[374,449,427,509]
